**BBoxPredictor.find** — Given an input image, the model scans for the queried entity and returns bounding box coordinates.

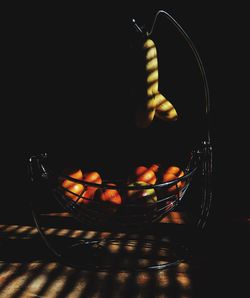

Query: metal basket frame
[27,10,213,271]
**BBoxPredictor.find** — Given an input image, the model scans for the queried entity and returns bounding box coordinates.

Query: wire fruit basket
[28,10,212,271]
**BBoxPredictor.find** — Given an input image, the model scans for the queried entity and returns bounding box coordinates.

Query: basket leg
[197,141,213,229]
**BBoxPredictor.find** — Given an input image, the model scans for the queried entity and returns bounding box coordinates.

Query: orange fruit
[61,169,84,189]
[133,166,157,185]
[96,183,122,214]
[100,184,122,205]
[163,166,186,189]
[83,171,102,202]
[162,171,185,194]
[65,183,85,202]
[162,173,183,193]
[127,181,157,204]
[164,166,184,178]
[149,163,160,174]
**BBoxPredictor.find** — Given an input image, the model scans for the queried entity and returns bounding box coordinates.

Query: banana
[136,38,178,127]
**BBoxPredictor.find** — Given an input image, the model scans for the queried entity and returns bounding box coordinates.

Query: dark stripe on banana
[136,39,178,128]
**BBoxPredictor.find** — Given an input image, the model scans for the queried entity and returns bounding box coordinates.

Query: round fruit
[65,183,84,202]
[149,163,160,174]
[83,171,102,202]
[127,181,157,204]
[99,184,122,205]
[132,166,157,185]
[97,183,122,214]
[164,166,184,178]
[61,169,84,189]
[163,166,185,191]
[162,173,183,193]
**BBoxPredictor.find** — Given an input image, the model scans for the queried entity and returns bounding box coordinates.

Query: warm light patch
[0,225,97,240]
[69,230,86,238]
[107,242,121,254]
[42,267,70,298]
[15,226,32,234]
[115,272,131,283]
[65,277,89,298]
[137,259,151,268]
[178,262,190,272]
[124,240,138,253]
[176,273,191,289]
[157,270,170,288]
[157,248,169,257]
[141,244,152,254]
[44,228,58,235]
[57,228,72,237]
[136,272,151,286]
[160,212,186,224]
[41,212,71,217]
[84,231,98,239]
[1,225,19,233]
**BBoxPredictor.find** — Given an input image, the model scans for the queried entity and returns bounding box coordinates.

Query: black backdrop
[3,2,249,226]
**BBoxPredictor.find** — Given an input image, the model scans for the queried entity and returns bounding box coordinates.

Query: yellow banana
[136,38,178,128]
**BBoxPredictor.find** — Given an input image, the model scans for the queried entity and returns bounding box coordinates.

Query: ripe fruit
[61,169,84,189]
[126,181,158,219]
[149,163,160,174]
[99,184,122,205]
[162,173,183,193]
[97,183,122,214]
[154,92,178,122]
[164,166,184,178]
[65,183,85,203]
[82,171,102,203]
[162,166,185,194]
[131,165,157,185]
[136,38,178,128]
[127,181,157,204]
[61,169,85,203]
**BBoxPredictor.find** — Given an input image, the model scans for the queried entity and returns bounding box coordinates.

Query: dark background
[1,2,249,297]
[3,2,249,226]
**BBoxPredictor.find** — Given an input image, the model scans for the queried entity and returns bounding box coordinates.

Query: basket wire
[27,9,213,270]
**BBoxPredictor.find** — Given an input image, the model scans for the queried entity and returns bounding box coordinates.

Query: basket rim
[59,166,197,191]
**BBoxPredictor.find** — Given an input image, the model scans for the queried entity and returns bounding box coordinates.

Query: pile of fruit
[60,163,186,216]
[58,34,185,219]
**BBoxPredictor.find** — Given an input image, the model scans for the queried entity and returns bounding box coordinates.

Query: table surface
[0,211,249,298]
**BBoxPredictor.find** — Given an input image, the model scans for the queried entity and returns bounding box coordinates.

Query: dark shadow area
[1,216,248,297]
[4,1,248,229]
[2,2,249,297]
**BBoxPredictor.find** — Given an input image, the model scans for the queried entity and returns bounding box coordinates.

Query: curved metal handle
[149,10,211,143]
[28,153,48,182]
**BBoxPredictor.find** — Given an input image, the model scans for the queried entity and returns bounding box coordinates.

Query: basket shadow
[0,212,196,270]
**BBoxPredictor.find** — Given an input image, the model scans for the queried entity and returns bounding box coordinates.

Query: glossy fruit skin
[164,166,184,178]
[96,183,122,214]
[136,38,178,128]
[65,183,85,203]
[132,165,157,185]
[99,184,122,205]
[162,173,182,193]
[127,181,157,204]
[126,181,158,220]
[82,171,102,203]
[61,169,84,189]
[61,169,85,203]
[149,163,160,174]
[162,166,185,194]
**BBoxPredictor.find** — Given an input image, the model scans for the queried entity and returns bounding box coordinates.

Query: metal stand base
[31,199,190,271]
